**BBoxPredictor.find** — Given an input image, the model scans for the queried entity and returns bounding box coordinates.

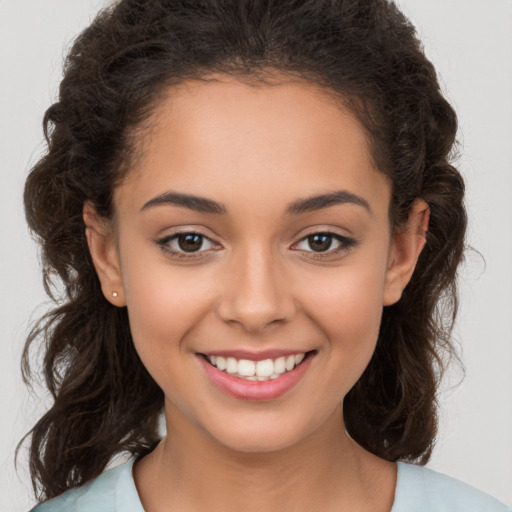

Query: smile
[205,353,306,381]
[198,350,316,401]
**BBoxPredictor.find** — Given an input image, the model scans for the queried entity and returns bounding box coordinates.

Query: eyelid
[156,228,358,260]
[291,231,358,259]
[156,230,220,259]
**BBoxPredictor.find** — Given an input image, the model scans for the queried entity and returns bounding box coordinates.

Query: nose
[216,243,297,334]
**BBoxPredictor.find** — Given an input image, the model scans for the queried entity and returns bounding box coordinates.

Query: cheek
[119,245,214,358]
[325,272,384,336]
[309,261,387,382]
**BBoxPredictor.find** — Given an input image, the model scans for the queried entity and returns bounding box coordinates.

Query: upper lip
[199,349,315,361]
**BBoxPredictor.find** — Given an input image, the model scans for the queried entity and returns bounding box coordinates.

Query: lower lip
[198,352,315,401]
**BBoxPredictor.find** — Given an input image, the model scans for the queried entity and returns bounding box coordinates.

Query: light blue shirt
[31,458,511,511]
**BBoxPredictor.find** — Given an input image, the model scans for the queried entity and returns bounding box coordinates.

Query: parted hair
[20,0,466,502]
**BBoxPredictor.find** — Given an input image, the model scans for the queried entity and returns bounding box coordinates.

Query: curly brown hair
[19,0,466,502]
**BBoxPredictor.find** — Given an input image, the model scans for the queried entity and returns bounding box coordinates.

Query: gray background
[1,1,511,510]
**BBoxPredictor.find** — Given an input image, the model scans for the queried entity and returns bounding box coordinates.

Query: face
[87,75,425,453]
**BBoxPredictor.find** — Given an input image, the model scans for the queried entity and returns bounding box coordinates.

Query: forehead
[116,75,390,219]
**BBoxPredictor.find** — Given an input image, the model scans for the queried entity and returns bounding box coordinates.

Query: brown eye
[156,231,219,259]
[293,231,358,259]
[307,234,335,252]
[177,233,204,252]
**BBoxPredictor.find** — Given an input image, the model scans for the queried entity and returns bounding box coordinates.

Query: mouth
[197,350,317,401]
[201,351,314,381]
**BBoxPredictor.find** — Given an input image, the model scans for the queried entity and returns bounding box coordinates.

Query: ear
[83,201,126,306]
[383,199,430,306]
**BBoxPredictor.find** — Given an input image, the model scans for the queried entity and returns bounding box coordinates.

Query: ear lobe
[83,201,126,306]
[383,199,430,306]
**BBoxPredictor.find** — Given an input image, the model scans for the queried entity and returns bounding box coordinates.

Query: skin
[85,75,429,512]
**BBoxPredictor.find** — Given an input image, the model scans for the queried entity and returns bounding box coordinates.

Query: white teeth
[206,352,309,380]
[256,359,274,377]
[238,359,256,376]
[274,356,286,374]
[226,357,238,374]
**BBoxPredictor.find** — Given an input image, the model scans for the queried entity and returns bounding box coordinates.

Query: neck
[133,404,396,512]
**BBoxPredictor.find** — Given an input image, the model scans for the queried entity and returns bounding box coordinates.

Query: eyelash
[156,230,358,261]
[156,231,218,260]
[294,232,358,258]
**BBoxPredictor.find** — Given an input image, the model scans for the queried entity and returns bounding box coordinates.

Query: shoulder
[29,458,143,512]
[393,462,511,512]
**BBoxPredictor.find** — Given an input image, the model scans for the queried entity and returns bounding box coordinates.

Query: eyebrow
[285,190,371,215]
[141,189,371,215]
[142,191,227,214]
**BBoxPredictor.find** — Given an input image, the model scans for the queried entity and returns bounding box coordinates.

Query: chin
[202,410,324,455]
[213,429,303,454]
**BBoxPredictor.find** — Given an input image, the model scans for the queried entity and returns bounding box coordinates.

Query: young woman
[19,0,510,511]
